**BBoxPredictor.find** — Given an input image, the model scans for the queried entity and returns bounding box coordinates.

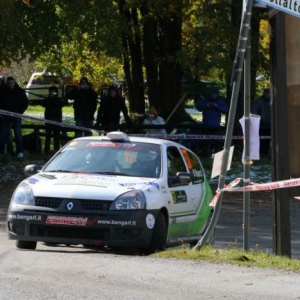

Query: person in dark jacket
[42,86,65,154]
[0,77,28,157]
[67,77,98,137]
[95,85,131,130]
[196,87,228,157]
[252,88,271,155]
[196,88,229,127]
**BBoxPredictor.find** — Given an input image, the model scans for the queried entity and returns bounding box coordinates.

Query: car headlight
[110,190,146,210]
[11,184,35,206]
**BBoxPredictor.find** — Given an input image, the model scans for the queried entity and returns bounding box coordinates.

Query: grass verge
[152,245,300,272]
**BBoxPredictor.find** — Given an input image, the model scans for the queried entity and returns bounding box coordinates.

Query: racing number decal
[181,149,192,170]
[125,152,137,164]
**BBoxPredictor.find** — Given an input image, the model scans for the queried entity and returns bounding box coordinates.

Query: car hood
[24,172,160,201]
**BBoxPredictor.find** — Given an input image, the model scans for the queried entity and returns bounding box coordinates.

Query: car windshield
[32,75,61,85]
[43,140,162,178]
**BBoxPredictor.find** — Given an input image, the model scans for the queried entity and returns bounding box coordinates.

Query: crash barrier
[0,109,271,153]
[210,177,300,208]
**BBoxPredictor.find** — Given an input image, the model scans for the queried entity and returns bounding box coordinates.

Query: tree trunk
[118,1,145,116]
[157,5,184,126]
[140,4,159,110]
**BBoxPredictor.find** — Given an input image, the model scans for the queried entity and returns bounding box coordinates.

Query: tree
[0,0,270,127]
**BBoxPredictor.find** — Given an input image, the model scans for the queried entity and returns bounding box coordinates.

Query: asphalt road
[1,231,300,300]
[2,192,300,299]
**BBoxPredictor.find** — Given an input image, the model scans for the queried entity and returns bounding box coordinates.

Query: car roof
[72,131,183,148]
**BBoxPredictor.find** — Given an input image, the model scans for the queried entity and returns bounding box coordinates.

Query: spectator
[67,77,98,137]
[252,88,271,156]
[0,76,13,154]
[95,85,131,130]
[0,76,5,124]
[0,77,28,158]
[143,107,167,135]
[42,86,65,154]
[196,87,229,127]
[196,88,229,156]
[0,76,5,90]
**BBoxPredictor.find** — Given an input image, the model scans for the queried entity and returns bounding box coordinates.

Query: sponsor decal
[119,181,159,189]
[146,214,155,229]
[8,214,42,222]
[87,142,139,150]
[171,190,188,204]
[55,175,108,187]
[97,219,137,226]
[46,216,88,226]
[193,170,203,177]
[27,177,39,184]
[149,182,159,189]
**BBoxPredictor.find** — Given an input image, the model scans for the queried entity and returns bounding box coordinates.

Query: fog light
[121,229,133,240]
[12,222,25,235]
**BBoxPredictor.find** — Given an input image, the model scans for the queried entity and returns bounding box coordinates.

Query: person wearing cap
[0,76,28,158]
[67,77,98,138]
[95,85,131,129]
[142,107,167,135]
[42,86,66,154]
[252,88,271,156]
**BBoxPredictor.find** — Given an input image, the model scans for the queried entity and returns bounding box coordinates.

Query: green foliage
[0,0,270,114]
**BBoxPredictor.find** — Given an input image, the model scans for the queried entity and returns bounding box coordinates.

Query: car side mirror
[24,164,41,176]
[176,172,192,184]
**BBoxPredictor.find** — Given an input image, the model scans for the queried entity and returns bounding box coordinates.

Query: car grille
[35,197,112,211]
[30,224,110,240]
[81,200,111,211]
[36,197,62,208]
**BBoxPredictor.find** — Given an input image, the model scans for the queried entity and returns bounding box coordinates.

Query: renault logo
[66,202,74,211]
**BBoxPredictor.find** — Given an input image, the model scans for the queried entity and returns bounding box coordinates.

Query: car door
[167,146,207,238]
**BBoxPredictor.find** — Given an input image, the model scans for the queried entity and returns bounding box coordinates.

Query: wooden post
[269,11,291,257]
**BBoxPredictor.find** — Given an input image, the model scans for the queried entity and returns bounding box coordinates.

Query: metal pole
[194,0,254,250]
[164,93,187,124]
[243,0,251,252]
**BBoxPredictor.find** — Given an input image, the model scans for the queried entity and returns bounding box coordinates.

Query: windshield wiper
[46,170,78,173]
[92,171,133,176]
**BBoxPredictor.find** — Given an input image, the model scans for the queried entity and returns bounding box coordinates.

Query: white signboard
[211,146,234,179]
[256,0,300,19]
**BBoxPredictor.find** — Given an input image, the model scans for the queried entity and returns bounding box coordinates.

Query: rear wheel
[16,240,37,250]
[141,212,167,255]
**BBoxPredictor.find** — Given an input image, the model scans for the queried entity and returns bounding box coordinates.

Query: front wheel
[16,240,37,250]
[141,212,167,255]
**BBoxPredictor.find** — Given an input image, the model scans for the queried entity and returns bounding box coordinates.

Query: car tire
[16,240,37,250]
[141,212,167,255]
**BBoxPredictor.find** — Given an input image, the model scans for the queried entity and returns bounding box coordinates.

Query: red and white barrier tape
[210,177,300,207]
[0,109,271,140]
[0,109,100,134]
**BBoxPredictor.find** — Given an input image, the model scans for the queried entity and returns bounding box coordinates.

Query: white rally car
[7,132,213,254]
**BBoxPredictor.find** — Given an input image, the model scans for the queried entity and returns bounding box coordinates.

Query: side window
[180,149,204,183]
[167,147,187,186]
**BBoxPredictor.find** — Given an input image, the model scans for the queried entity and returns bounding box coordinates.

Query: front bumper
[7,207,160,249]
